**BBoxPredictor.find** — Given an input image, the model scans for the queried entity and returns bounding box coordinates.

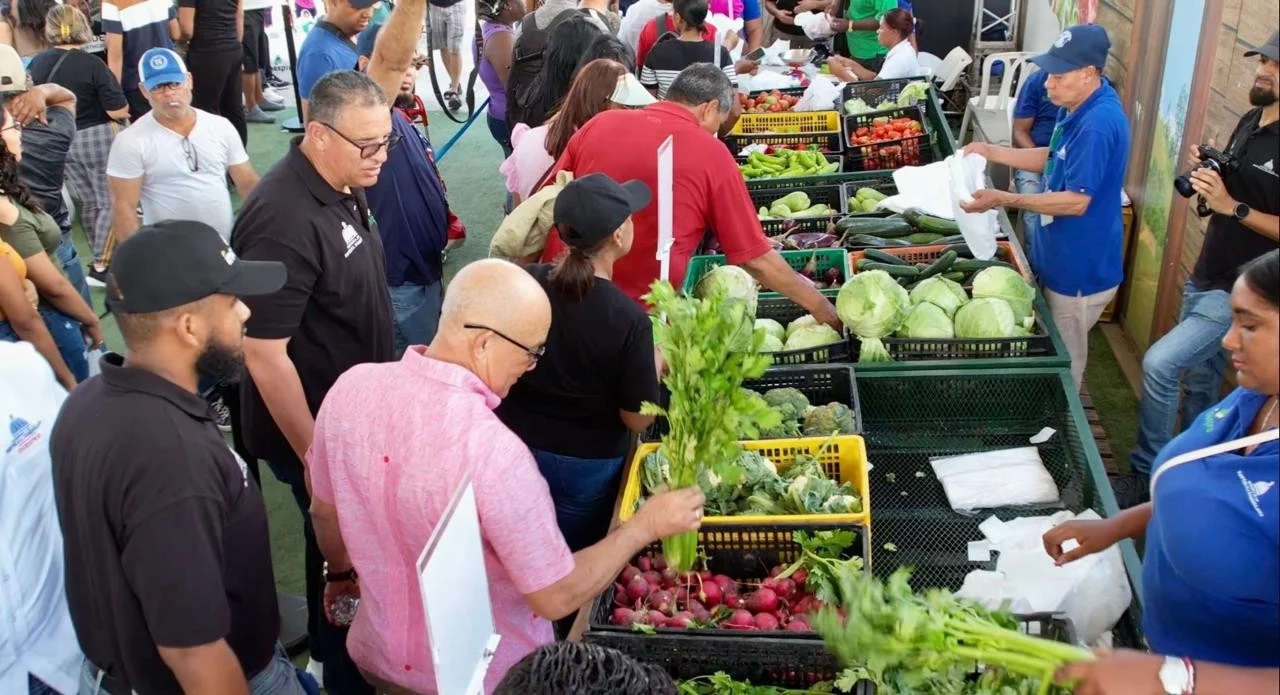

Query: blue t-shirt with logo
[1032,80,1128,296]
[1142,387,1279,667]
[1013,70,1059,148]
[364,112,450,287]
[296,23,359,99]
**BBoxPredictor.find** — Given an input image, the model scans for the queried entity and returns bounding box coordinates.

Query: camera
[1174,145,1240,198]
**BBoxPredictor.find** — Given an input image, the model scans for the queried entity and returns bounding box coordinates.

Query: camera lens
[1174,171,1197,198]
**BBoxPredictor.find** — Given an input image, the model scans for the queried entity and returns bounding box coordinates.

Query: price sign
[656,136,674,282]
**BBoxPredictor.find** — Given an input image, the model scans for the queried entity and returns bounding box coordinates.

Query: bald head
[441,259,552,336]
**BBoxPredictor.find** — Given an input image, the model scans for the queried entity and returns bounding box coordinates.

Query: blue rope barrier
[436,97,491,162]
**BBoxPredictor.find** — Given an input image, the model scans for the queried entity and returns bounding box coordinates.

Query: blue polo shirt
[296,22,359,99]
[365,111,449,287]
[1032,80,1129,296]
[101,0,177,91]
[1142,387,1279,667]
[1013,70,1059,147]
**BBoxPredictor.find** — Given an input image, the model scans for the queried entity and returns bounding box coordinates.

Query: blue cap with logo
[138,47,187,91]
[1031,24,1111,74]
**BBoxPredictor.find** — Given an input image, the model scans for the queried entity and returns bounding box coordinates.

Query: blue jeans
[55,238,92,307]
[79,644,314,694]
[389,281,442,358]
[1129,281,1232,475]
[29,674,59,695]
[0,307,90,381]
[531,448,625,552]
[486,112,512,157]
[1013,169,1042,256]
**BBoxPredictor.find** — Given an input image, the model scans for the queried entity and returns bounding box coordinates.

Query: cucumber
[854,187,888,203]
[835,216,914,238]
[936,234,967,245]
[845,234,911,248]
[902,207,962,234]
[952,258,1017,273]
[918,250,958,280]
[941,242,972,257]
[904,232,945,245]
[941,271,966,282]
[861,262,920,278]
[863,248,910,266]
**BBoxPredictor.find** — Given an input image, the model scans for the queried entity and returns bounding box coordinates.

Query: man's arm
[157,642,250,695]
[741,251,841,329]
[1011,117,1036,149]
[1190,167,1280,242]
[108,176,143,242]
[105,33,124,82]
[4,82,78,125]
[964,141,1051,173]
[236,0,244,42]
[959,188,1091,217]
[177,6,195,41]
[243,337,316,467]
[366,0,428,102]
[229,161,260,199]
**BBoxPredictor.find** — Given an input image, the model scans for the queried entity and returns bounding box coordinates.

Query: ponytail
[550,229,616,301]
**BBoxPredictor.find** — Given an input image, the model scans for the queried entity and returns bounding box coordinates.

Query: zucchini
[861,262,920,278]
[845,233,911,248]
[918,250,958,280]
[854,186,888,203]
[952,258,1017,273]
[904,232,945,245]
[902,207,962,234]
[863,248,910,266]
[941,271,966,282]
[835,216,914,238]
[941,243,972,257]
[936,234,967,245]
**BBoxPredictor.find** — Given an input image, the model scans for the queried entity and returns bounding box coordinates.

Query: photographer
[1114,30,1280,508]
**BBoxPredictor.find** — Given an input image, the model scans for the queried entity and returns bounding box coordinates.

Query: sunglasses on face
[320,121,402,159]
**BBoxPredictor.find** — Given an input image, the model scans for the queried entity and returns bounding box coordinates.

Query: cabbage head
[836,270,909,363]
[953,297,1018,338]
[898,301,954,339]
[759,333,784,352]
[784,324,842,351]
[786,314,819,339]
[971,266,1035,323]
[695,265,758,316]
[908,276,968,317]
[754,318,786,342]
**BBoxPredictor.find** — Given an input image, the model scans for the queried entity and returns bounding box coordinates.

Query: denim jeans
[79,644,314,694]
[388,281,442,358]
[486,112,513,158]
[29,674,59,695]
[0,307,90,381]
[1129,281,1232,475]
[531,448,625,552]
[1013,169,1042,256]
[54,238,92,307]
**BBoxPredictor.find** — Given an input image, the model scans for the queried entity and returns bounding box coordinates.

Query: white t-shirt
[619,0,668,53]
[106,108,249,241]
[242,0,273,10]
[878,38,923,81]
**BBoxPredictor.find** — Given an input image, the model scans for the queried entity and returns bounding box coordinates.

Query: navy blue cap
[1031,25,1111,74]
[356,22,381,59]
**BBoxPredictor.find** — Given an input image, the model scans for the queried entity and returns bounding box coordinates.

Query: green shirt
[0,203,62,261]
[844,0,897,60]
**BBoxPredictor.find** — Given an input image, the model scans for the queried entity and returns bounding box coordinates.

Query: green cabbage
[755,318,786,342]
[953,297,1018,338]
[836,270,909,363]
[898,302,955,339]
[971,266,1035,323]
[759,333,784,352]
[695,264,759,316]
[784,324,842,351]
[896,80,932,107]
[786,314,819,339]
[908,276,968,317]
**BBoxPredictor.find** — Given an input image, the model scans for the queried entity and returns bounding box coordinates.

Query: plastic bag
[929,446,1060,511]
[86,347,107,377]
[948,152,999,260]
[793,77,840,112]
[793,11,834,39]
[884,160,954,217]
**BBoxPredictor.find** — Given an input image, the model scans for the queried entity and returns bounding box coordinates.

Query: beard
[195,336,246,385]
[1249,85,1278,106]
[394,91,415,110]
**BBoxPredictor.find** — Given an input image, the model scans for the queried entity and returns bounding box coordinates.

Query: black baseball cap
[554,173,652,249]
[1031,24,1111,74]
[106,220,286,314]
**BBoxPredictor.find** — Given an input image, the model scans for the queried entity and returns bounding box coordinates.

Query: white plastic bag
[793,11,834,39]
[948,152,999,260]
[793,77,840,112]
[929,446,1060,511]
[86,347,107,377]
[884,160,953,217]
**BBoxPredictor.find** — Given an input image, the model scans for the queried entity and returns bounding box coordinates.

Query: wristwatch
[1158,655,1195,695]
[323,561,358,583]
[1234,202,1251,220]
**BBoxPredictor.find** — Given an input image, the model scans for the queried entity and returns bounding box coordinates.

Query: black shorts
[242,8,268,71]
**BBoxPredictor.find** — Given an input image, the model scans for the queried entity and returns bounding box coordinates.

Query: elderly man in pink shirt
[306,259,705,694]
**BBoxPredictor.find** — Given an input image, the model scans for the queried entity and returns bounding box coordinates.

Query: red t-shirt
[636,17,718,72]
[540,102,772,304]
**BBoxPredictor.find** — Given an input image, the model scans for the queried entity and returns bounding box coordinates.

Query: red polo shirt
[540,102,772,304]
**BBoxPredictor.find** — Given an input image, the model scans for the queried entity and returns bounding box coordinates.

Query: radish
[660,567,680,587]
[753,613,780,630]
[698,570,714,582]
[711,574,734,591]
[677,571,699,587]
[613,584,629,608]
[773,578,796,599]
[625,576,650,602]
[687,599,710,622]
[760,577,781,593]
[791,568,808,589]
[648,590,675,616]
[645,610,666,625]
[637,556,652,573]
[612,608,637,625]
[674,585,693,607]
[653,555,668,571]
[785,619,810,632]
[745,588,779,614]
[642,570,662,587]
[620,565,641,583]
[697,582,722,608]
[724,609,755,629]
[723,592,744,609]
[666,611,695,628]
[769,565,785,578]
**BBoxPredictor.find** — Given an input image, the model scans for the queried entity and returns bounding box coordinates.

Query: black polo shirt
[49,354,279,694]
[232,138,394,465]
[1192,107,1280,292]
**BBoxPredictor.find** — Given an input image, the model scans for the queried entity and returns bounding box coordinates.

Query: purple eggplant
[784,232,839,250]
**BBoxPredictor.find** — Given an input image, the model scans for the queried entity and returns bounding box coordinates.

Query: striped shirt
[639,39,735,100]
[101,0,176,91]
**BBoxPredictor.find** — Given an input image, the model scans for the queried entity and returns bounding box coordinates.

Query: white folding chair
[929,46,973,113]
[958,51,1038,146]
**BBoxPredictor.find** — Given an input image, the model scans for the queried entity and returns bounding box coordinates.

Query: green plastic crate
[855,367,1145,647]
[681,248,850,300]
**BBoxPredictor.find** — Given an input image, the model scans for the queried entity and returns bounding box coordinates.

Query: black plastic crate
[840,174,897,216]
[841,78,928,111]
[727,131,845,157]
[642,365,862,442]
[756,297,853,366]
[751,184,846,236]
[849,313,1058,362]
[843,104,937,172]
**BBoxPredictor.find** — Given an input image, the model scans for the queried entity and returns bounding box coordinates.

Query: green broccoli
[762,387,811,422]
[802,402,858,436]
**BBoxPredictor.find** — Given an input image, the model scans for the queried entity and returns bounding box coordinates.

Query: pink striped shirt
[307,347,575,693]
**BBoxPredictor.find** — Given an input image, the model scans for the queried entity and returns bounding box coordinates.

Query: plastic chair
[958,51,1038,146]
[929,46,973,113]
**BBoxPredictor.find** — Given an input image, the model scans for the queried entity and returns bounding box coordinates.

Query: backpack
[506,7,610,126]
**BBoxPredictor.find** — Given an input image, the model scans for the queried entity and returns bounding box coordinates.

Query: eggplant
[784,232,839,250]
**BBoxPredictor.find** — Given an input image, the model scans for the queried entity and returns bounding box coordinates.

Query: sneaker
[262,88,286,105]
[245,106,276,124]
[259,99,286,112]
[210,396,232,433]
[266,75,290,90]
[444,90,462,112]
[86,264,108,288]
[1108,471,1150,509]
[305,658,324,689]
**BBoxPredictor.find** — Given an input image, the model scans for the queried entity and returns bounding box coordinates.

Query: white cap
[611,73,657,107]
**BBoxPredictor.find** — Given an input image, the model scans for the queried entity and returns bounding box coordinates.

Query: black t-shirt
[179,0,241,52]
[771,0,805,35]
[496,264,659,459]
[1191,108,1280,292]
[18,107,75,234]
[28,48,128,130]
[233,139,395,464]
[50,355,280,694]
[430,0,465,7]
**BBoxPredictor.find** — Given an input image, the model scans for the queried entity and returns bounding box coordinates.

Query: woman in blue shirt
[1045,249,1280,694]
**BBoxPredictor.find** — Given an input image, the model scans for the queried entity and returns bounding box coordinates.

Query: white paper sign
[656,136,674,282]
[418,475,500,695]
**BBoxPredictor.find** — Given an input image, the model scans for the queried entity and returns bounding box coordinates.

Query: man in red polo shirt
[540,64,839,328]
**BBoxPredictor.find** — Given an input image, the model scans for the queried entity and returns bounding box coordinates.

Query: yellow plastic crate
[619,435,871,527]
[730,110,842,135]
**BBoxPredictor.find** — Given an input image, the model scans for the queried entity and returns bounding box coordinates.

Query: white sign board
[656,136,674,282]
[418,475,501,695]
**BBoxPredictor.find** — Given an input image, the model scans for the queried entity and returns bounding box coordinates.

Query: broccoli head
[802,402,858,436]
[762,387,811,422]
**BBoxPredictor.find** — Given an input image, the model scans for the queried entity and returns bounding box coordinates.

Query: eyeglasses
[464,323,546,365]
[151,82,185,93]
[181,136,199,172]
[319,122,402,159]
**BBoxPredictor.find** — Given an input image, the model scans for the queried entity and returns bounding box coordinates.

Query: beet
[753,613,780,630]
[773,578,796,599]
[637,556,653,573]
[745,588,779,614]
[620,565,641,583]
[648,590,675,616]
[666,611,695,628]
[697,582,723,608]
[625,576,650,602]
[725,609,755,629]
[612,607,637,625]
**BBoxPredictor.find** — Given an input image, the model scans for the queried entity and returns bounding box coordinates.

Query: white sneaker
[306,658,324,688]
[263,88,285,105]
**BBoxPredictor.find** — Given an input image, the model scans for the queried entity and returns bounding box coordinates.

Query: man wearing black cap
[48,221,311,694]
[497,173,661,553]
